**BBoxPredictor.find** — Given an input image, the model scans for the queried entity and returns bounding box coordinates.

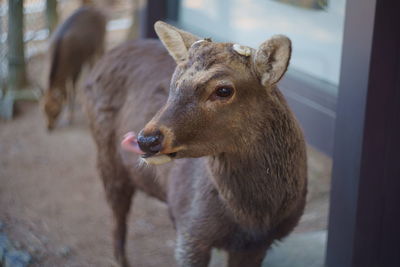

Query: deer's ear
[154,21,200,63]
[252,35,291,87]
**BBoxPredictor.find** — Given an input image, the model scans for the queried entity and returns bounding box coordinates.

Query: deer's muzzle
[137,130,163,155]
[121,129,177,165]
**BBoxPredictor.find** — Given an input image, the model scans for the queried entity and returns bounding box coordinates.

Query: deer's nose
[137,130,164,154]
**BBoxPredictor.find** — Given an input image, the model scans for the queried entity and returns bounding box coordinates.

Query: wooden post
[1,0,27,119]
[1,0,37,119]
[46,0,58,33]
[126,0,142,40]
[141,0,167,38]
[8,0,26,91]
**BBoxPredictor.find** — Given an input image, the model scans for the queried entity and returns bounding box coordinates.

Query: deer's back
[85,39,176,199]
[50,7,106,86]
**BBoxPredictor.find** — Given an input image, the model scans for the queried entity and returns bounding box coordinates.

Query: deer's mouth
[139,151,177,165]
[121,132,177,165]
[141,152,177,158]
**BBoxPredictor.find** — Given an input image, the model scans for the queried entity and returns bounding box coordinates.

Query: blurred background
[1,0,398,267]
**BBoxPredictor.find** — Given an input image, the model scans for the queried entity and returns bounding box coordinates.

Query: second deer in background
[42,6,106,131]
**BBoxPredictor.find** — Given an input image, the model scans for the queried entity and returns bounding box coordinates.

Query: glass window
[178,0,346,90]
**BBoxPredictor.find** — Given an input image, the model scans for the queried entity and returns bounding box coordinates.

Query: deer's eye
[210,86,234,101]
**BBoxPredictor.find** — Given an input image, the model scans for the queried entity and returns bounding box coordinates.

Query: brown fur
[42,6,106,130]
[84,22,307,267]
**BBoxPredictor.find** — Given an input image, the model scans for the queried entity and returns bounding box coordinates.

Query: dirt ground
[0,99,331,267]
[0,101,178,267]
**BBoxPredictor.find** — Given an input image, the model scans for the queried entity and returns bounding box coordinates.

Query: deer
[84,21,307,267]
[42,6,106,131]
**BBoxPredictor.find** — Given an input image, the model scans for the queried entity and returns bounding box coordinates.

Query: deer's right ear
[154,21,200,64]
[252,35,291,88]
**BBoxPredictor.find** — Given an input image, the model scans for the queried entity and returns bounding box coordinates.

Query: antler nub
[233,44,252,57]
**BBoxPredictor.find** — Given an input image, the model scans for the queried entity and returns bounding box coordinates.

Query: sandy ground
[0,99,331,266]
[0,102,177,267]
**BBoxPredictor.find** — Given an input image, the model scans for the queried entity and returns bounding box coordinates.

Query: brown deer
[42,6,106,130]
[84,21,307,267]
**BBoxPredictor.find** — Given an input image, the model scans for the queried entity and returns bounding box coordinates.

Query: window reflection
[179,0,346,90]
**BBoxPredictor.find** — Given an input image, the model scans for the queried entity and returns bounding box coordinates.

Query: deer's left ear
[154,21,200,64]
[252,35,291,87]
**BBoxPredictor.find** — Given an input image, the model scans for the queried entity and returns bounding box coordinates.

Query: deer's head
[122,21,291,165]
[42,88,65,131]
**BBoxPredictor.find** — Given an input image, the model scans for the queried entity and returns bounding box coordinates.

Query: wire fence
[0,0,49,89]
[0,0,135,91]
[0,0,136,119]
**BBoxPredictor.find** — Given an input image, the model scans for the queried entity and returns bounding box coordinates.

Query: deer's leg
[66,79,76,125]
[227,247,268,267]
[90,44,105,68]
[99,159,134,267]
[108,181,134,267]
[175,232,212,267]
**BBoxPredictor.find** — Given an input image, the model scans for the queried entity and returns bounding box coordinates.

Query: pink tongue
[121,131,146,155]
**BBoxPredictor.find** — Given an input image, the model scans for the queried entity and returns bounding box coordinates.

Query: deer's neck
[207,95,305,229]
[208,150,281,229]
